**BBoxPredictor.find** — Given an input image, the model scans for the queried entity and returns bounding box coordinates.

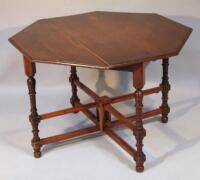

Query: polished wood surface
[9,12,192,173]
[9,11,192,69]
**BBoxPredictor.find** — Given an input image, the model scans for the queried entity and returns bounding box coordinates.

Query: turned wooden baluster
[133,63,146,172]
[69,66,80,107]
[23,57,41,158]
[160,58,170,123]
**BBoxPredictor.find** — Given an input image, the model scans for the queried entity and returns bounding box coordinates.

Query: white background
[0,0,200,179]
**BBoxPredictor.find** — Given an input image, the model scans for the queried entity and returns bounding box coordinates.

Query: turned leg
[160,58,170,123]
[133,63,146,172]
[23,57,41,158]
[69,66,80,107]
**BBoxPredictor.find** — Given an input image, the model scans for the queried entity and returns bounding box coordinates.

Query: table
[9,11,192,172]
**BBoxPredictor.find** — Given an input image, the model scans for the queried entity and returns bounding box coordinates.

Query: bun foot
[34,151,41,158]
[136,165,144,173]
[161,116,168,123]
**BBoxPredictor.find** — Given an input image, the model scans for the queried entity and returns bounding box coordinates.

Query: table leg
[23,57,41,158]
[133,63,146,172]
[69,66,80,106]
[160,58,170,123]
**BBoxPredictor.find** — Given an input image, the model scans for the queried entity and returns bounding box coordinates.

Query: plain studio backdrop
[0,0,200,180]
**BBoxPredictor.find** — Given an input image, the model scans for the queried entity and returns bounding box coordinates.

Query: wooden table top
[9,11,192,69]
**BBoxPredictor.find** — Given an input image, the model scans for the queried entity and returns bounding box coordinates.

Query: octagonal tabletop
[9,11,192,69]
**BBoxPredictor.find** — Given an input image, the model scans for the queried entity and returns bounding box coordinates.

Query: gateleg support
[69,66,80,108]
[160,58,170,123]
[23,56,42,158]
[132,63,146,172]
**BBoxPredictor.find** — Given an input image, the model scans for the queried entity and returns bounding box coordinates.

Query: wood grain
[9,12,192,69]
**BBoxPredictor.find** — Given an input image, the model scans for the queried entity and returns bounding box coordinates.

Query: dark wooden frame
[23,56,170,173]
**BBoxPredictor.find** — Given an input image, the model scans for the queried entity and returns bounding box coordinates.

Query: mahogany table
[9,11,192,172]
